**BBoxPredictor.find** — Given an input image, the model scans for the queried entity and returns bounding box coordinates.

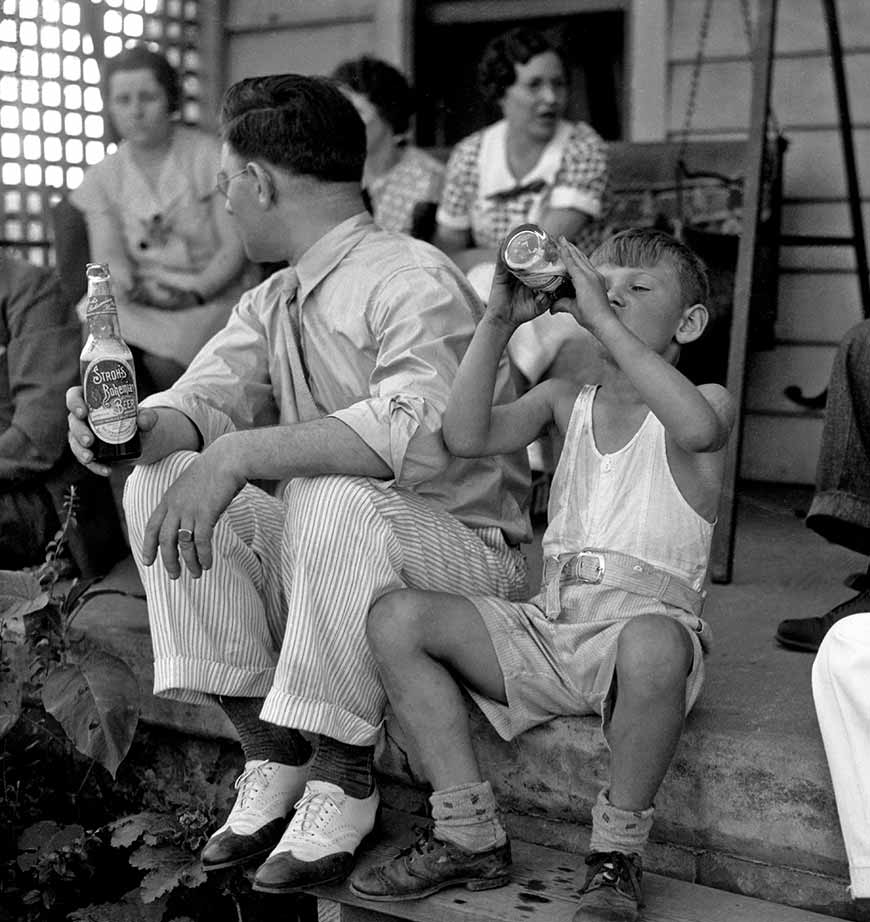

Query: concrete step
[70,484,870,920]
[311,810,850,922]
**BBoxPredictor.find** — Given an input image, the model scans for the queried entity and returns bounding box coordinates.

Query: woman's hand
[486,258,552,329]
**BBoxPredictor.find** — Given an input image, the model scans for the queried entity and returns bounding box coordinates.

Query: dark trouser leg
[807,320,870,554]
[777,321,870,651]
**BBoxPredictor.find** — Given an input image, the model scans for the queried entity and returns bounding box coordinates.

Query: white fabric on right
[812,611,870,898]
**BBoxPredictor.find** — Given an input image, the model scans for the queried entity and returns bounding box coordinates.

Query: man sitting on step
[351,230,734,921]
[66,73,530,895]
[776,320,870,652]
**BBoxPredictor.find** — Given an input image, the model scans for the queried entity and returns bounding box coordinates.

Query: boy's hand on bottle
[553,238,614,332]
[486,258,552,329]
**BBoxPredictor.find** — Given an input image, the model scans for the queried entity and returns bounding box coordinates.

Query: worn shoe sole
[349,872,511,902]
[202,843,277,872]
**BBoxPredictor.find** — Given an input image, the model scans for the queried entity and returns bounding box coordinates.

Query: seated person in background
[434,26,609,387]
[351,230,734,922]
[71,44,248,396]
[0,254,80,568]
[776,320,870,652]
[331,55,445,239]
[812,612,870,906]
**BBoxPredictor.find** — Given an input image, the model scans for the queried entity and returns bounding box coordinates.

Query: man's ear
[675,302,709,344]
[247,161,275,206]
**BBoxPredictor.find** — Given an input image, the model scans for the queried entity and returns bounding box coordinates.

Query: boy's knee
[366,590,427,661]
[616,615,693,694]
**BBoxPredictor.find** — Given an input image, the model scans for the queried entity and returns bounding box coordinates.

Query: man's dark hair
[478,28,563,106]
[220,74,366,182]
[331,56,414,137]
[591,228,710,308]
[102,44,181,114]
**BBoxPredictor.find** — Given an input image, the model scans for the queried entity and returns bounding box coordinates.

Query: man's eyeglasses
[214,167,249,198]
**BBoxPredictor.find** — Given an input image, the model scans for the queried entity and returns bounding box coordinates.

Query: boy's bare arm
[555,239,735,453]
[444,262,558,457]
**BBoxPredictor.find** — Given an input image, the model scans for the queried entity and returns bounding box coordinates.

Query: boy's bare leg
[577,613,694,922]
[606,614,694,811]
[366,589,508,789]
[350,590,512,901]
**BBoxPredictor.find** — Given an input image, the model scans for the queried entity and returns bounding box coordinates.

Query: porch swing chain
[679,0,780,159]
[675,0,780,235]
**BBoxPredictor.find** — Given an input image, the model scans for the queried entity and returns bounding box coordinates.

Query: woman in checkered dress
[434,27,609,388]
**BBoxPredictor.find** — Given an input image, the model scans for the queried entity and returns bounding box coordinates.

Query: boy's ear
[675,303,709,345]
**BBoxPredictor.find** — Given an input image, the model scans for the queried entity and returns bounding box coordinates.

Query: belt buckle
[576,552,605,584]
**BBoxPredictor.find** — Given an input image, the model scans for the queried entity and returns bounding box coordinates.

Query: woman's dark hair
[102,44,181,115]
[330,56,414,137]
[220,73,366,183]
[478,28,563,106]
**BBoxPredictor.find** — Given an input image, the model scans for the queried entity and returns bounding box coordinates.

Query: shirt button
[602,460,613,472]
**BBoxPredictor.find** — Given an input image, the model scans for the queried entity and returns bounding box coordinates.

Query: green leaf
[41,648,140,778]
[109,811,180,849]
[0,636,26,739]
[0,570,49,618]
[68,888,169,922]
[130,844,206,902]
[17,820,85,871]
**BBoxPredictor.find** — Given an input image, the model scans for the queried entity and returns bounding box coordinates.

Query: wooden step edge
[307,810,850,922]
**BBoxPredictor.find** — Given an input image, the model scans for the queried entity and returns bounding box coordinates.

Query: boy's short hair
[331,56,415,137]
[591,228,710,308]
[220,74,366,183]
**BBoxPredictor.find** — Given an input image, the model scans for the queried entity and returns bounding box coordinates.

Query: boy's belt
[542,549,706,622]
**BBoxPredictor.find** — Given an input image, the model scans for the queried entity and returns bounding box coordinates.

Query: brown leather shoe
[775,590,870,652]
[349,826,511,901]
[574,851,643,922]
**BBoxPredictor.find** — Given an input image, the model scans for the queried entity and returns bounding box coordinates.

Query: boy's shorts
[466,581,708,741]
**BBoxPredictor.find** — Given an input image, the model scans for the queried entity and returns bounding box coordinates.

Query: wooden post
[709,0,778,584]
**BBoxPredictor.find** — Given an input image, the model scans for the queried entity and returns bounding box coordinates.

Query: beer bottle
[79,263,141,463]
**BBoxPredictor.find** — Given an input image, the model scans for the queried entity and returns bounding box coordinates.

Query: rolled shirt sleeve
[328,263,481,486]
[549,124,609,218]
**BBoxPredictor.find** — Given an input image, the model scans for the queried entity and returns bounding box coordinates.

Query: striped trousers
[812,612,870,898]
[124,451,528,746]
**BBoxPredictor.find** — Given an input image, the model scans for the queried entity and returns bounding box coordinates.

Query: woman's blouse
[436,119,608,255]
[71,126,246,365]
[367,145,445,236]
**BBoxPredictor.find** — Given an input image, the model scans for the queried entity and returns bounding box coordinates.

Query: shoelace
[292,788,341,837]
[582,851,643,903]
[230,762,275,814]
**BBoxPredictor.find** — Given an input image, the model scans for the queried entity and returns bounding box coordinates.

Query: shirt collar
[477,119,573,198]
[293,211,373,305]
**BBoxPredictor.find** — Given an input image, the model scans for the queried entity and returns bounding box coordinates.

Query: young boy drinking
[349,229,735,921]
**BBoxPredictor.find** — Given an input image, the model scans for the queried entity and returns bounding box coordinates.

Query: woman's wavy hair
[478,27,564,106]
[331,56,414,138]
[102,44,180,141]
[220,74,366,182]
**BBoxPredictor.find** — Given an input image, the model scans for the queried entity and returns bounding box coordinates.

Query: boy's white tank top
[542,385,714,591]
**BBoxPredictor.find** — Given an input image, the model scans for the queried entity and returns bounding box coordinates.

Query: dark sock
[218,696,312,765]
[309,736,374,798]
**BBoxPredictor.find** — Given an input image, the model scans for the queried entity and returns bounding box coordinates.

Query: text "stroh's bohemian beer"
[80,263,141,462]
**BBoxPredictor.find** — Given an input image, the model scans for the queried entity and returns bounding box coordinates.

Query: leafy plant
[0,486,141,777]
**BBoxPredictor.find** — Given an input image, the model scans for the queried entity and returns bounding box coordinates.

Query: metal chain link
[678,0,715,165]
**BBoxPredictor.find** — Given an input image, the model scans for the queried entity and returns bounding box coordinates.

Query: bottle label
[83,358,138,444]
